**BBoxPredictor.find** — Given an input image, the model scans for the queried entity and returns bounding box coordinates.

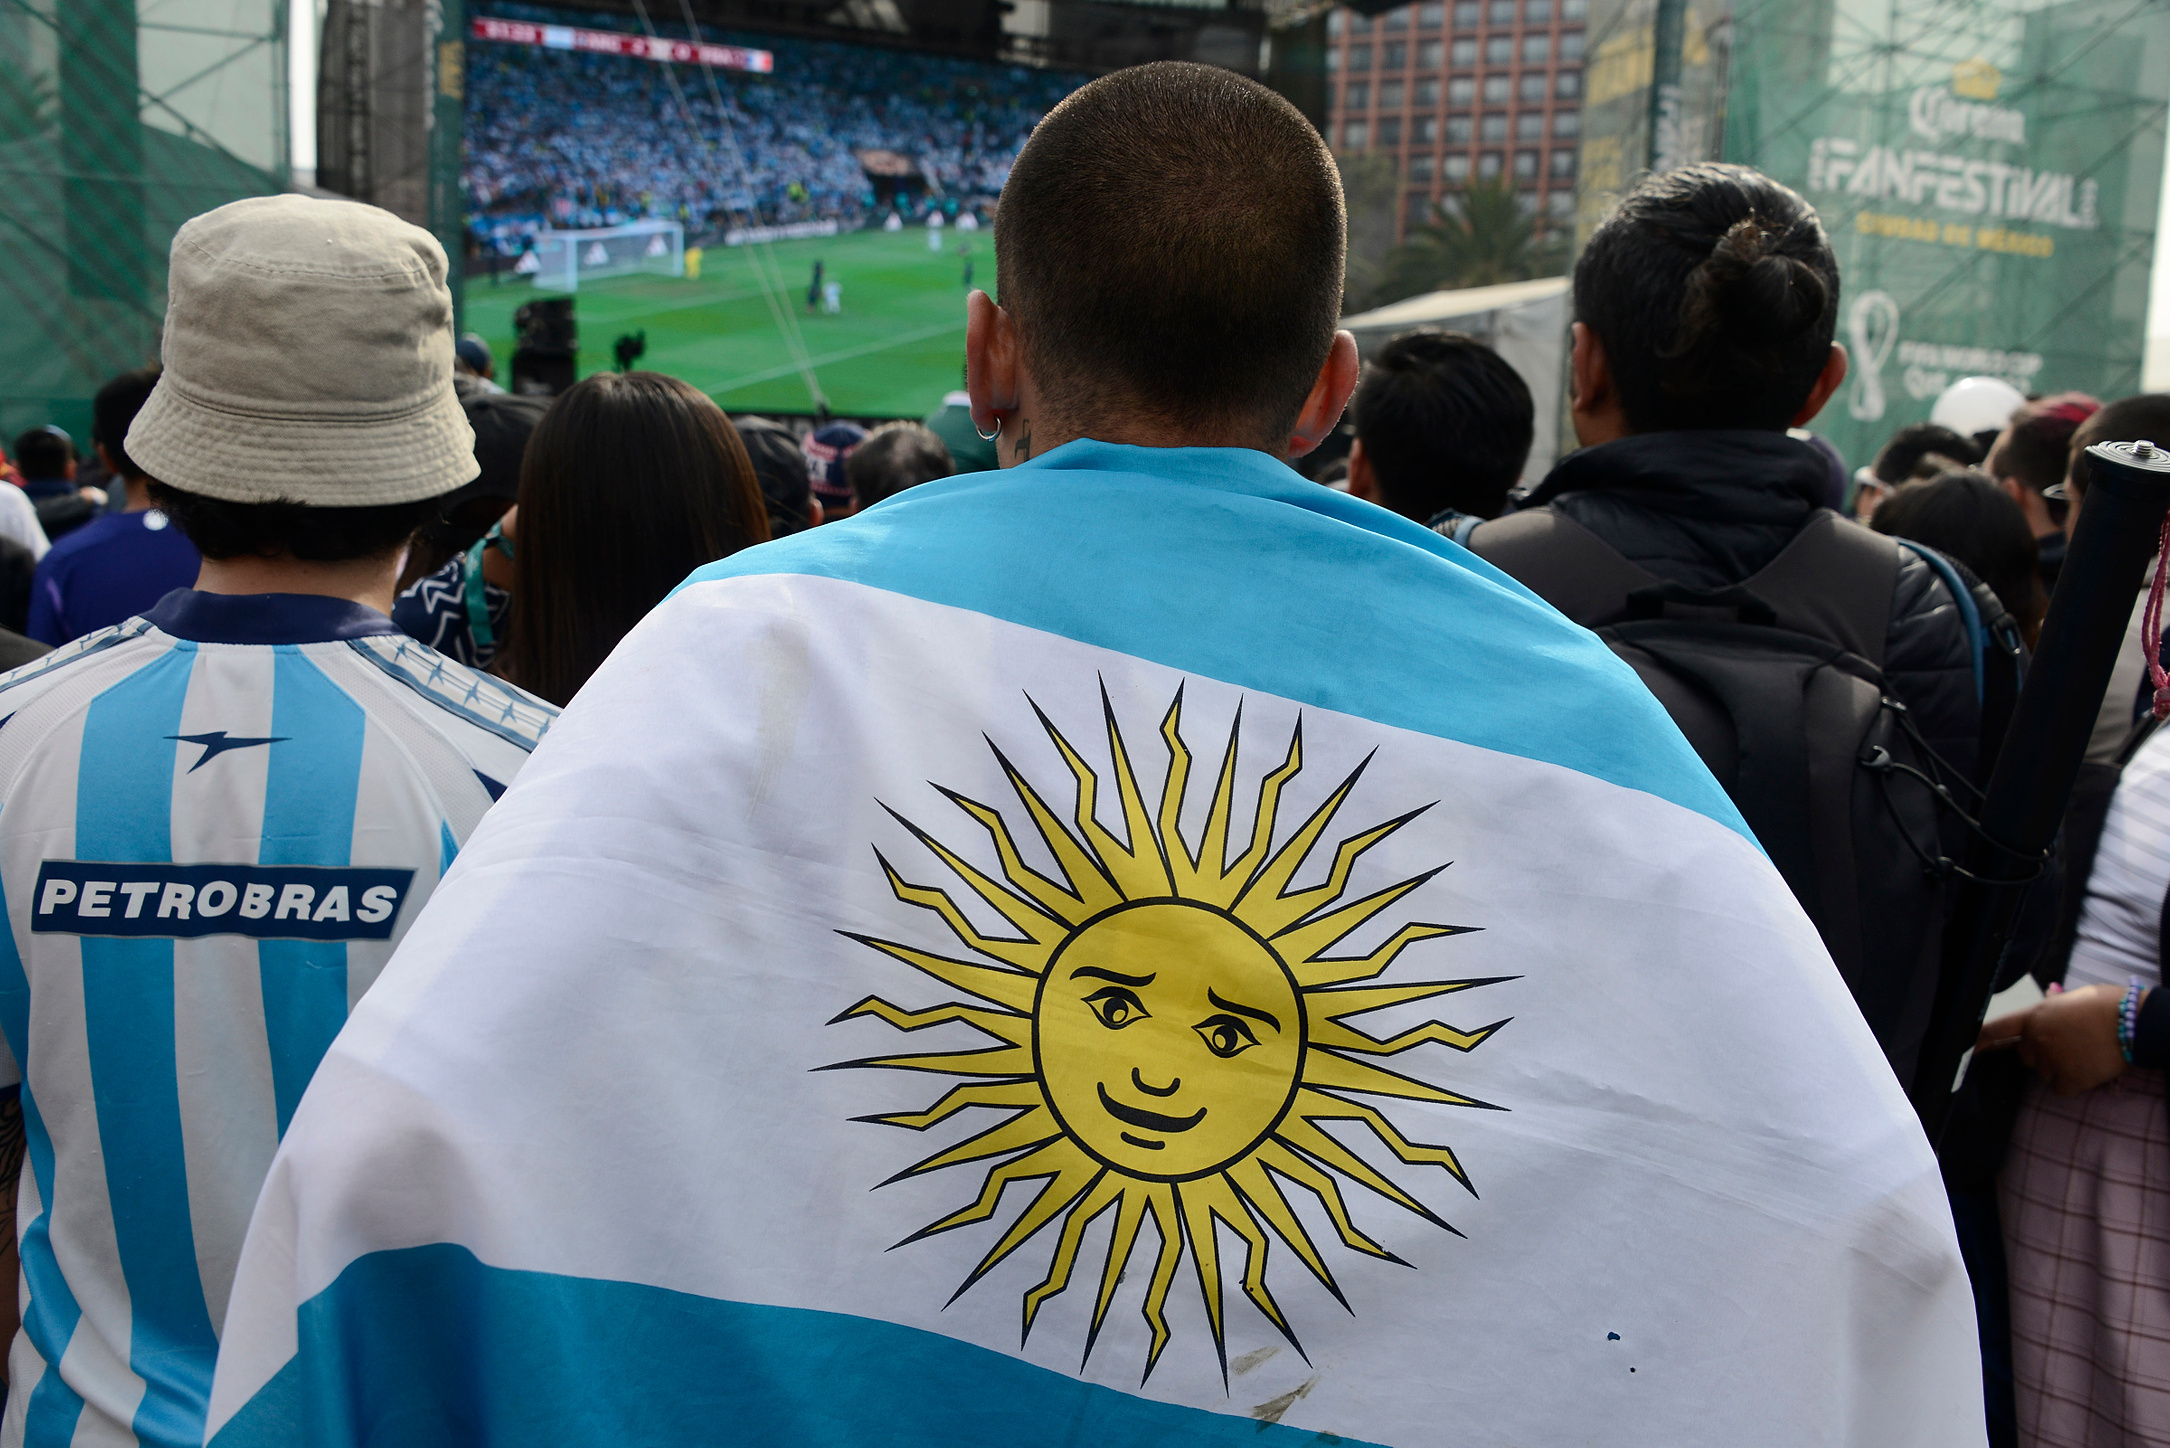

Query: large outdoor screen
[464,3,1090,416]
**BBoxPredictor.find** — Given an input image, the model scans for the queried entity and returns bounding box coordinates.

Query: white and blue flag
[0,592,553,1448]
[208,445,1983,1447]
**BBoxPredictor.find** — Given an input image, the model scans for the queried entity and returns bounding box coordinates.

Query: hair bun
[1691,217,1828,340]
[1664,214,1830,394]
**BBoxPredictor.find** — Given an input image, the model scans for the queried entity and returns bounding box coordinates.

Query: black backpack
[1461,507,2020,1082]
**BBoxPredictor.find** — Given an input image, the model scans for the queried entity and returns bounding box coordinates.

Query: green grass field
[464,226,987,417]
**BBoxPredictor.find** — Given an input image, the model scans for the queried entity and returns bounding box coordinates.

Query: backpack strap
[1891,539,1989,706]
[1732,510,1901,669]
[1463,508,1664,626]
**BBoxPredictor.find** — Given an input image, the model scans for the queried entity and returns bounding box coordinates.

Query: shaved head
[995,62,1346,447]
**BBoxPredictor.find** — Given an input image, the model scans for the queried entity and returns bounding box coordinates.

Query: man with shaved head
[208,62,1981,1448]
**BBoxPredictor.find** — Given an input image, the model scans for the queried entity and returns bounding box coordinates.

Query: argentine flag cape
[207,443,1982,1448]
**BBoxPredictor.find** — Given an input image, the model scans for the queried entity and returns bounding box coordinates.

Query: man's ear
[1288,331,1360,459]
[95,443,117,476]
[1568,322,1630,447]
[965,290,1020,445]
[1345,438,1382,504]
[1791,343,1849,427]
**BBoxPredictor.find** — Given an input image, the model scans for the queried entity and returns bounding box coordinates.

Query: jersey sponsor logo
[31,862,417,941]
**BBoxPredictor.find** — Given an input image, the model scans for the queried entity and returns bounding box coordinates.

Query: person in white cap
[0,195,555,1447]
[1929,374,2028,455]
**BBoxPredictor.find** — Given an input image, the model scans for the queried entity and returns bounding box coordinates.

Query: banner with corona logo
[1576,0,2170,465]
[203,446,1982,1447]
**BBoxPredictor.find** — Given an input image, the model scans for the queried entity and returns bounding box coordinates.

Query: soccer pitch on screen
[464,226,986,417]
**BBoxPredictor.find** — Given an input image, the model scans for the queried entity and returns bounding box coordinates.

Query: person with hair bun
[1462,164,2004,1000]
[1460,164,2019,1433]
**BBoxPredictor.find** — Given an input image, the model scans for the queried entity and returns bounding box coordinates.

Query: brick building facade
[1326,0,1586,239]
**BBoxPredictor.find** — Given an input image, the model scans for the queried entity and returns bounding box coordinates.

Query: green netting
[1577,0,2170,467]
[0,0,284,441]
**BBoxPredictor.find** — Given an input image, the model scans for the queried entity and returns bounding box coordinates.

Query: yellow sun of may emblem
[827,684,1512,1384]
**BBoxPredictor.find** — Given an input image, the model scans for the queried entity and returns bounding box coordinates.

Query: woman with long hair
[393,371,769,706]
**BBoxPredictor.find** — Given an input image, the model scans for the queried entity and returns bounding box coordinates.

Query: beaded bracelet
[2119,978,2146,1065]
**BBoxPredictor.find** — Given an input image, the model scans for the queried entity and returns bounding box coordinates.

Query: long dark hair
[498,372,768,705]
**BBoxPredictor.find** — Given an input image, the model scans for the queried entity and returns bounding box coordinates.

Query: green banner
[1577,0,2170,467]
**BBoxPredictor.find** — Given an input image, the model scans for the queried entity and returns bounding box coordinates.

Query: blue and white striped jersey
[0,590,555,1448]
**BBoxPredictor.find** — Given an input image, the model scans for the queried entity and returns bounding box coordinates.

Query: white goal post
[525,219,685,292]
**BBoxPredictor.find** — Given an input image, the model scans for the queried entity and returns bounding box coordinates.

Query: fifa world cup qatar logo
[1847,290,1902,423]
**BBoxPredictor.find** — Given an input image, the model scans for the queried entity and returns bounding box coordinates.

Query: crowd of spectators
[3,57,2170,1448]
[464,4,1085,250]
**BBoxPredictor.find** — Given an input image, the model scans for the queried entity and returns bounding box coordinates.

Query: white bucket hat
[127,195,479,506]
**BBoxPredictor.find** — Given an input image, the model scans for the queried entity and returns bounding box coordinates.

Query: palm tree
[1366,178,1565,309]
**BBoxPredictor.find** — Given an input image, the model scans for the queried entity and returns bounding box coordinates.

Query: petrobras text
[30,862,417,941]
[1807,137,2098,231]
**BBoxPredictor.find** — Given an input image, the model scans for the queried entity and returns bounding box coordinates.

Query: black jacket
[1523,430,1990,781]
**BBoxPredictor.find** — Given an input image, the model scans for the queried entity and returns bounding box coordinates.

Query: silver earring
[974,415,1002,442]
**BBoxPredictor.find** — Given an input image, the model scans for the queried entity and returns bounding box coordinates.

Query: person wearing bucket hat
[0,194,556,1447]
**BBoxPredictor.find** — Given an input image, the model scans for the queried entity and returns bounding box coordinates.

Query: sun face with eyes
[830,686,1510,1382]
[1038,901,1304,1180]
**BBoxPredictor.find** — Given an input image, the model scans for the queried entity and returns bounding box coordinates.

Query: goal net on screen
[527,220,685,292]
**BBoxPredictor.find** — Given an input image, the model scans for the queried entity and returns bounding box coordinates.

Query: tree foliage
[1338,152,1402,311]
[1365,179,1567,310]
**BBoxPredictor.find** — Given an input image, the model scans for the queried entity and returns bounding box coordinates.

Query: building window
[1488,0,1514,21]
[1410,153,1436,180]
[1526,0,1551,20]
[1344,120,1370,149]
[1480,113,1507,141]
[1448,76,1475,104]
[1514,148,1539,178]
[1555,69,1581,97]
[1451,38,1477,65]
[1519,72,1546,101]
[1559,30,1584,58]
[1518,189,1539,216]
[1350,10,1373,30]
[1446,114,1472,142]
[1419,39,1443,66]
[1414,114,1437,143]
[1454,0,1480,24]
[1521,33,1550,62]
[1380,79,1405,107]
[1547,190,1574,217]
[1420,1,1446,24]
[1328,8,1346,34]
[1479,150,1503,178]
[1445,153,1471,181]
[1344,81,1370,109]
[1384,6,1409,28]
[1327,47,1340,71]
[1379,117,1403,145]
[1515,111,1542,139]
[1350,43,1373,69]
[1483,74,1510,102]
[1417,77,1440,104]
[1552,148,1576,176]
[1484,35,1512,63]
[1562,0,1587,16]
[1552,107,1578,136]
[1385,41,1407,67]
